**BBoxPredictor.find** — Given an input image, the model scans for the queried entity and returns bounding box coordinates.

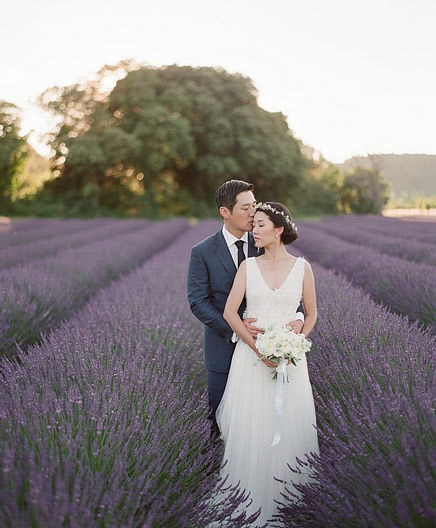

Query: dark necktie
[235,240,246,268]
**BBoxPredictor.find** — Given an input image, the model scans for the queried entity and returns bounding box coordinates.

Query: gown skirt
[214,256,319,526]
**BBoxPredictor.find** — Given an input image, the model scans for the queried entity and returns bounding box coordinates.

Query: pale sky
[1,0,435,163]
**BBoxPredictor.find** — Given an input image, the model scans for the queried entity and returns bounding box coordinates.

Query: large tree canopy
[39,62,307,216]
[0,101,27,212]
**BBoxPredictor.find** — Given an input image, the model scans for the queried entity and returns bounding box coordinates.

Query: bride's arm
[300,261,317,337]
[223,261,258,353]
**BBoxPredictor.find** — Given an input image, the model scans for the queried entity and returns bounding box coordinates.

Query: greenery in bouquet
[256,325,312,379]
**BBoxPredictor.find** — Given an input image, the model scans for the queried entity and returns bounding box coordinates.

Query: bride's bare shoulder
[286,253,300,263]
[291,254,313,272]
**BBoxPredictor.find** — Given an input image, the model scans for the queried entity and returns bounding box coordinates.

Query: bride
[215,201,319,526]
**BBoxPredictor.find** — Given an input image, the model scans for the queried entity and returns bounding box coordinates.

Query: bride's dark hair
[255,202,298,245]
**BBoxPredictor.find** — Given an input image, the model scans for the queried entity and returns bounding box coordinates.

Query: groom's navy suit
[188,228,259,416]
[187,228,304,418]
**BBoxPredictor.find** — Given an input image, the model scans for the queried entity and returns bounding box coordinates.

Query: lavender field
[0,215,435,528]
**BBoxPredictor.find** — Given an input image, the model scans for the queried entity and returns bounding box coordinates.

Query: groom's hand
[287,319,304,334]
[243,318,264,339]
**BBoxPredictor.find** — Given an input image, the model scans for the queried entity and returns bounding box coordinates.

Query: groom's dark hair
[216,179,254,214]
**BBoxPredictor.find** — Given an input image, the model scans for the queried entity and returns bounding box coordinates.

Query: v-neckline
[254,257,300,292]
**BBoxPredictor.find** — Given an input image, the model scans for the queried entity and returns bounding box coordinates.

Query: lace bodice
[243,256,305,329]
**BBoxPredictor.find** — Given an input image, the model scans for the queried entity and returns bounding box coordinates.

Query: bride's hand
[262,358,277,368]
[253,347,276,368]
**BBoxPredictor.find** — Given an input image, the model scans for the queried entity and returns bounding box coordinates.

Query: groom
[187,179,304,424]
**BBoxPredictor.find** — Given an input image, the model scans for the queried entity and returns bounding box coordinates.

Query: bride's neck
[262,243,288,261]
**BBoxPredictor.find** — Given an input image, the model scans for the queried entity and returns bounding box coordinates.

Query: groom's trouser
[207,370,229,420]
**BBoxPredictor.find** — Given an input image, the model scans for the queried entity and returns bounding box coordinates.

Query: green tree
[0,101,27,212]
[339,164,391,214]
[109,65,306,213]
[295,147,344,215]
[14,145,51,199]
[38,60,143,215]
[38,62,307,216]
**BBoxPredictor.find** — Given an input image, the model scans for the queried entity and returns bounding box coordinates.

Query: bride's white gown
[215,256,319,526]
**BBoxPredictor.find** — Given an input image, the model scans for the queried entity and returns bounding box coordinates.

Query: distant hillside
[337,154,436,198]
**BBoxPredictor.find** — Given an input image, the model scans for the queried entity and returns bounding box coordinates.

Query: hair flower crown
[255,202,297,231]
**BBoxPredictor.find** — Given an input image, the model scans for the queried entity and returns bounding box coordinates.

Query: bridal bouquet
[255,324,311,380]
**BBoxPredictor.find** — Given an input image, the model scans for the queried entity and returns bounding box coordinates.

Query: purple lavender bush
[0,218,66,237]
[0,219,188,358]
[306,219,436,265]
[0,221,257,528]
[319,214,436,246]
[0,218,55,234]
[1,218,434,527]
[276,260,435,528]
[0,218,105,249]
[293,225,436,332]
[0,219,151,268]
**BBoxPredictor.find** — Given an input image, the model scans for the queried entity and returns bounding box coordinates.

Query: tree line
[0,61,390,218]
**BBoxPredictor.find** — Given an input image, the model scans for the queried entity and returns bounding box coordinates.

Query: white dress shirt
[222,226,248,343]
[222,225,249,268]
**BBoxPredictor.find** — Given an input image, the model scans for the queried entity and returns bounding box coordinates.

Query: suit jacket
[187,228,304,374]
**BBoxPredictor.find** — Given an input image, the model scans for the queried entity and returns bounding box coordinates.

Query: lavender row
[0,218,434,526]
[0,218,61,235]
[0,218,110,249]
[303,219,436,265]
[277,258,435,528]
[293,225,436,332]
[0,219,151,269]
[0,219,188,358]
[319,214,436,246]
[1,219,434,527]
[0,221,254,528]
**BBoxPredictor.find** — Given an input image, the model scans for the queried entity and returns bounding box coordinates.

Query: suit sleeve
[296,299,305,317]
[187,246,233,343]
[297,258,307,318]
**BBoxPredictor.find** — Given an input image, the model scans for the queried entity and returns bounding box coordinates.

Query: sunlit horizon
[2,0,436,164]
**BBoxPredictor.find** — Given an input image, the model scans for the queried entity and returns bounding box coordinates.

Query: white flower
[256,325,311,380]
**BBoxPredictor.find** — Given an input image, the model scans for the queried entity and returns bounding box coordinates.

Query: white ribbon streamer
[271,359,287,447]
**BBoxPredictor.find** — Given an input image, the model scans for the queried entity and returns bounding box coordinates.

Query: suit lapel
[212,230,237,277]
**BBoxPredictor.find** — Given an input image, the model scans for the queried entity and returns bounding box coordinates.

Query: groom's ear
[219,206,231,219]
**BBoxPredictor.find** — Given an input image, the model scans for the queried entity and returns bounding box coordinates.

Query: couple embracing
[187,180,319,525]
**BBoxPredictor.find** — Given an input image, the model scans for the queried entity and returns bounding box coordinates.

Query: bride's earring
[257,246,260,253]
